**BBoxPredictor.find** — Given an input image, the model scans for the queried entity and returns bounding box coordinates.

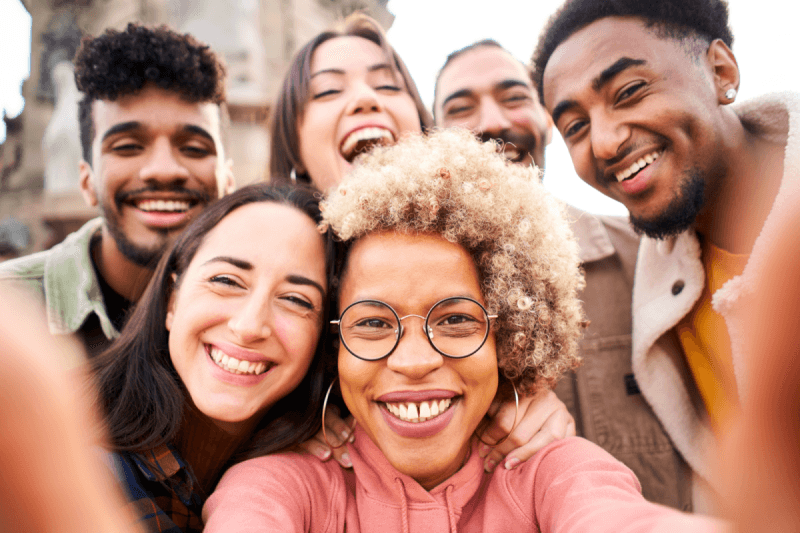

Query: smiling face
[542,17,735,237]
[80,85,234,267]
[297,36,421,192]
[165,202,326,434]
[435,45,552,169]
[337,232,498,490]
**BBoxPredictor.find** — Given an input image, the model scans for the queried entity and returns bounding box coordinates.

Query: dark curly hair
[532,0,734,104]
[74,23,227,164]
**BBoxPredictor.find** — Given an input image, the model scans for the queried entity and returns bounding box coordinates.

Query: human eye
[312,88,341,100]
[444,101,474,118]
[502,91,532,107]
[561,118,588,140]
[110,140,143,155]
[376,84,401,92]
[435,313,482,337]
[181,143,212,158]
[281,294,314,310]
[208,274,244,289]
[616,81,646,104]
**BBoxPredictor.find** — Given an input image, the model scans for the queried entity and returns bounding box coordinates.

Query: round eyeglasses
[331,296,497,361]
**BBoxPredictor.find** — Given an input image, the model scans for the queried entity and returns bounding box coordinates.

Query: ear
[220,158,235,196]
[707,39,740,104]
[165,273,178,332]
[79,160,98,207]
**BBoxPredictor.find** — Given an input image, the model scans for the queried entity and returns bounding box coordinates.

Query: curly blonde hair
[321,129,584,394]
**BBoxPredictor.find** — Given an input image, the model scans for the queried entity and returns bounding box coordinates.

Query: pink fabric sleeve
[203,452,342,533]
[528,438,728,533]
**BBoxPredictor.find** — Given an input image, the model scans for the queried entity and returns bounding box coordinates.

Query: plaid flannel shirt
[114,444,205,533]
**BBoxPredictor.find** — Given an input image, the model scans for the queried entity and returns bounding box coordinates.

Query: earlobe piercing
[725,88,737,100]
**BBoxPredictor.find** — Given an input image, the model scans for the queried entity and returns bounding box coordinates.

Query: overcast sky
[2,0,798,214]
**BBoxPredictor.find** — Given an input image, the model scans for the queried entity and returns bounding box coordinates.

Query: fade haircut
[74,23,228,164]
[532,0,734,103]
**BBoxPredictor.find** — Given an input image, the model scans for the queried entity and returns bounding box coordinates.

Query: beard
[101,199,170,269]
[629,168,705,240]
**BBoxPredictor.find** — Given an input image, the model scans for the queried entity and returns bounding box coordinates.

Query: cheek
[272,315,320,364]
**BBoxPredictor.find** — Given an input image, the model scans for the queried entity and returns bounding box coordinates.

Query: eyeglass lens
[339,297,490,360]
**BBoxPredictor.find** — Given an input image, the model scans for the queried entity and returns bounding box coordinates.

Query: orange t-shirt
[676,238,749,433]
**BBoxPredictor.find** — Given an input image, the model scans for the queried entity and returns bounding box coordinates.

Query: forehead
[311,36,391,74]
[341,232,481,304]
[438,46,531,98]
[542,17,688,107]
[195,203,326,276]
[91,85,223,143]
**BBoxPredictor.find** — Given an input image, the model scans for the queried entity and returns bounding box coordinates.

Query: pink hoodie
[204,426,725,533]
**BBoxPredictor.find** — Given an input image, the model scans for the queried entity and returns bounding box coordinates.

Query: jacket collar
[564,204,617,264]
[43,217,119,340]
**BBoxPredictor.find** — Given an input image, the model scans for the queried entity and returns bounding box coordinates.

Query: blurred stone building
[0,0,392,255]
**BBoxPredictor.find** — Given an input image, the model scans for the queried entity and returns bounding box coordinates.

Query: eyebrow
[441,78,530,110]
[550,57,646,125]
[287,275,326,298]
[203,257,326,296]
[100,121,141,143]
[100,122,215,144]
[592,57,647,92]
[310,63,394,79]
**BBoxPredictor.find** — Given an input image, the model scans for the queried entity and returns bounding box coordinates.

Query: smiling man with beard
[0,23,234,358]
[533,0,797,515]
[434,39,692,511]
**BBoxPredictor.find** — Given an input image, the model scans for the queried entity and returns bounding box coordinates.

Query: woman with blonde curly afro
[204,130,724,533]
[270,12,578,473]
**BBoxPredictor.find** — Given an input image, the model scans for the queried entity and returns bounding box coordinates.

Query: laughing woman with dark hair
[90,183,333,533]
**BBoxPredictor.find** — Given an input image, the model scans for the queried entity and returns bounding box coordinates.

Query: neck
[175,405,252,496]
[92,226,154,302]
[695,113,784,254]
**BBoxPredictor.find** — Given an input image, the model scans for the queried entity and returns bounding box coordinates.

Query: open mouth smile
[207,345,273,376]
[615,150,661,182]
[134,199,193,213]
[340,127,395,163]
[384,398,454,423]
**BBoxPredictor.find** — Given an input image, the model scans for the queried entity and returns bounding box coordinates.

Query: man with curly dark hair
[534,0,798,514]
[0,23,234,358]
[434,38,691,511]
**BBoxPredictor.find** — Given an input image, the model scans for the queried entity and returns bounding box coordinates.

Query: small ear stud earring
[725,88,737,100]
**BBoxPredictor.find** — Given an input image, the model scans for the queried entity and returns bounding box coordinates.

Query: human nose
[477,97,513,135]
[590,112,630,162]
[345,82,383,116]
[386,316,444,379]
[227,293,272,344]
[139,138,190,185]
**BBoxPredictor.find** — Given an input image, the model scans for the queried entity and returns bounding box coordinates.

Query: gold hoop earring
[476,381,519,448]
[321,378,355,449]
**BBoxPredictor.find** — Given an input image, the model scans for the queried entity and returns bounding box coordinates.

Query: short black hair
[532,0,734,104]
[433,39,508,120]
[74,23,227,164]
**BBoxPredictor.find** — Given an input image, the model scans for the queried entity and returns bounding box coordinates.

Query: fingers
[299,409,357,468]
[479,388,574,472]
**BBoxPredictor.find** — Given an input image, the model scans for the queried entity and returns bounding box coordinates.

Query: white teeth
[615,151,660,182]
[340,127,395,158]
[384,398,453,423]
[208,346,270,376]
[137,199,191,212]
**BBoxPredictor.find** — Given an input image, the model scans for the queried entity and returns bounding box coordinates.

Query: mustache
[115,185,212,209]
[478,130,538,163]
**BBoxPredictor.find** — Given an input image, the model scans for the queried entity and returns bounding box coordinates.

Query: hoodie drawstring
[443,484,458,533]
[395,478,410,533]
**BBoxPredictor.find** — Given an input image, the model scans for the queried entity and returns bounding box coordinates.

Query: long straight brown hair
[269,13,433,186]
[90,183,334,459]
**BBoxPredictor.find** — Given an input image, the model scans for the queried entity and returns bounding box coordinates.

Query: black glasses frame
[331,296,497,361]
